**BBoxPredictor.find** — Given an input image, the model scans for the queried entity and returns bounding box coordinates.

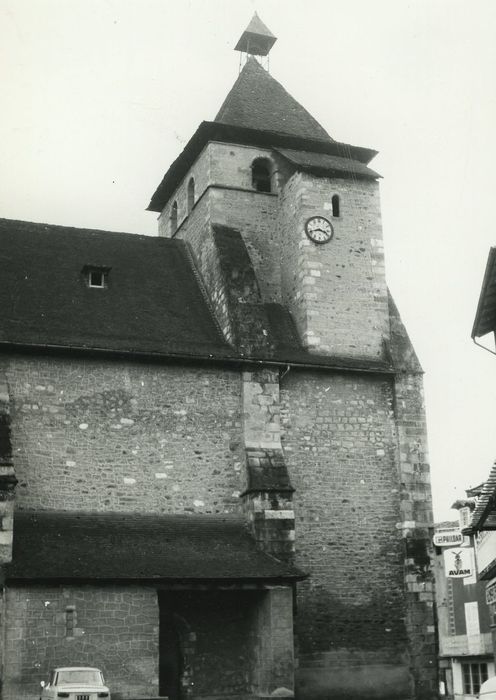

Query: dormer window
[83,266,110,289]
[252,158,272,193]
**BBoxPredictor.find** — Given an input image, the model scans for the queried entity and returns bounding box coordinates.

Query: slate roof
[275,148,380,180]
[464,461,496,534]
[8,511,305,582]
[215,57,333,142]
[238,12,276,41]
[0,218,230,359]
[472,247,496,338]
[0,218,399,373]
[147,122,377,213]
[234,13,277,56]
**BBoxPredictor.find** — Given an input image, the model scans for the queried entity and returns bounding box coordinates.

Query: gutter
[0,340,396,377]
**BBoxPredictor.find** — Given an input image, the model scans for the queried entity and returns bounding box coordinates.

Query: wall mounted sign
[443,547,474,578]
[433,527,463,547]
[486,579,496,606]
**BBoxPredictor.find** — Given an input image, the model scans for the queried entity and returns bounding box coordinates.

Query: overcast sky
[1,0,496,522]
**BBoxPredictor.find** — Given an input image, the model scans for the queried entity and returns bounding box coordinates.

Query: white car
[40,666,110,700]
[480,676,496,699]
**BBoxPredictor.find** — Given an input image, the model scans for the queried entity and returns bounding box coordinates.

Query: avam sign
[443,547,474,579]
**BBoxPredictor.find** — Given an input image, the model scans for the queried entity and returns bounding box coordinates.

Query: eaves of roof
[472,247,496,338]
[0,340,396,376]
[274,148,381,180]
[147,121,378,213]
[463,460,496,534]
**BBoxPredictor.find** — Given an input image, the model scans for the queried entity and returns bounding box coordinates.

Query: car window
[56,670,102,684]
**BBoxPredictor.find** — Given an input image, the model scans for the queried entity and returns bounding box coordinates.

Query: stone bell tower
[150,15,389,364]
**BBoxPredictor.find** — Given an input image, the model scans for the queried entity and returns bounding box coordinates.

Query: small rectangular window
[82,266,110,289]
[89,270,104,287]
[65,605,76,637]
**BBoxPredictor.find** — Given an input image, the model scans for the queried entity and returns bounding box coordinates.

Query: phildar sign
[433,527,463,547]
[443,547,474,578]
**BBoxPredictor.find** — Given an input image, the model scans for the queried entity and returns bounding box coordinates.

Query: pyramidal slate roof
[241,12,275,39]
[215,56,333,142]
[234,13,277,56]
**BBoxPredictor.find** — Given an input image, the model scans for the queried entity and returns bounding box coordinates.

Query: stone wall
[280,369,432,699]
[2,355,243,515]
[1,349,436,699]
[3,584,158,700]
[158,143,281,306]
[394,372,437,699]
[157,145,210,238]
[278,171,389,358]
[241,369,295,561]
[2,584,295,700]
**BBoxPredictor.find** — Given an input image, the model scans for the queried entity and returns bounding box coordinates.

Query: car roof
[54,667,101,672]
[480,677,496,694]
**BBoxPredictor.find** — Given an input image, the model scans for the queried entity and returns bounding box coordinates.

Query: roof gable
[215,57,333,142]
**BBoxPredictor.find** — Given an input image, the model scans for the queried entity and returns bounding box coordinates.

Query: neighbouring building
[467,246,496,664]
[435,498,494,699]
[0,15,438,700]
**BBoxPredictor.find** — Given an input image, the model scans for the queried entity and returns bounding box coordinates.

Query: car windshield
[57,670,102,684]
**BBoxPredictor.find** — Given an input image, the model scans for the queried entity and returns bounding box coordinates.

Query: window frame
[462,661,488,694]
[82,266,110,289]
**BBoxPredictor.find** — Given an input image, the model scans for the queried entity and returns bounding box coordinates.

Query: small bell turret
[234,13,277,71]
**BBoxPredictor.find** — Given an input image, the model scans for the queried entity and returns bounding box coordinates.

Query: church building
[0,15,437,700]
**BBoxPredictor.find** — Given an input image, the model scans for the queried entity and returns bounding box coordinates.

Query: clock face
[305,216,333,244]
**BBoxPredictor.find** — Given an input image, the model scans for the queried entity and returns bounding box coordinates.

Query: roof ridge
[0,217,161,243]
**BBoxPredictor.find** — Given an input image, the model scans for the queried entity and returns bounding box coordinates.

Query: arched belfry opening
[234,12,277,72]
[251,158,272,193]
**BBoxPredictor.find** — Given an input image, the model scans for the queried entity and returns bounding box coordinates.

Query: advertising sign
[486,579,496,606]
[433,527,463,547]
[443,547,474,578]
[475,530,496,576]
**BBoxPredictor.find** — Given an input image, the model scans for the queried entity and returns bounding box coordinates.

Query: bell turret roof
[234,12,277,56]
[215,56,333,142]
